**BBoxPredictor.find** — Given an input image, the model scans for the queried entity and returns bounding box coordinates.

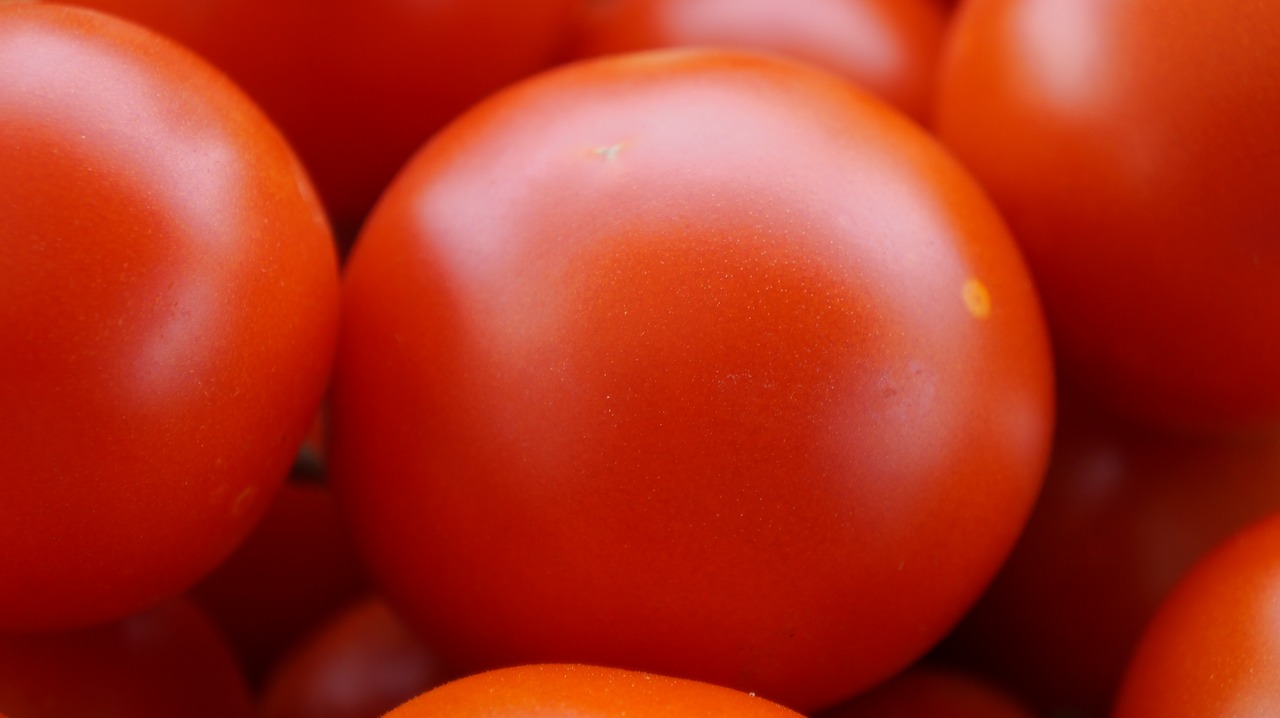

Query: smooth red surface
[573,0,946,122]
[0,4,339,632]
[938,401,1280,715]
[70,0,580,238]
[333,50,1054,712]
[0,601,254,718]
[261,599,445,718]
[817,667,1032,718]
[933,0,1280,429]
[191,482,370,685]
[1113,512,1280,717]
[384,664,804,718]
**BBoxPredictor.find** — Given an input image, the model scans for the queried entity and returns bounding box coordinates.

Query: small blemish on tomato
[593,143,624,161]
[231,487,259,517]
[963,278,991,319]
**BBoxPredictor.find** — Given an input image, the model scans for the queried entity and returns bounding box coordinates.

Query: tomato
[190,481,370,685]
[817,667,1033,718]
[571,0,946,122]
[0,600,254,718]
[933,0,1280,430]
[332,49,1054,711]
[0,4,339,632]
[937,398,1280,715]
[68,0,580,240]
[384,664,804,718]
[261,598,445,718]
[1113,511,1280,717]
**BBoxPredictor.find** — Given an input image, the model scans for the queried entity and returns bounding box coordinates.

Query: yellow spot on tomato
[232,487,259,518]
[963,278,991,319]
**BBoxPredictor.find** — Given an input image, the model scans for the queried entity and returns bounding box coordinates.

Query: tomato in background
[190,481,370,685]
[1113,512,1280,717]
[816,667,1033,718]
[333,49,1054,712]
[261,599,445,718]
[933,0,1280,430]
[383,664,805,718]
[936,399,1280,716]
[573,0,946,122]
[68,0,580,240]
[0,4,339,633]
[0,601,254,718]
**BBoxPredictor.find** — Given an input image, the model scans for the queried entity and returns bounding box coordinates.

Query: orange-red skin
[573,0,946,122]
[333,50,1053,712]
[0,4,339,633]
[934,0,1280,429]
[383,664,805,718]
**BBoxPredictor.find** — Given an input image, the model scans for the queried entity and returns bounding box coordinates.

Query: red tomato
[190,481,370,685]
[933,0,1280,430]
[0,600,254,718]
[937,399,1280,715]
[68,0,580,239]
[333,49,1054,711]
[1113,512,1280,717]
[572,0,946,122]
[261,598,445,718]
[0,4,339,632]
[384,664,804,718]
[817,667,1033,718]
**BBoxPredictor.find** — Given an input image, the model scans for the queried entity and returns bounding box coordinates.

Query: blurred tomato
[0,601,254,718]
[333,49,1053,712]
[68,0,580,239]
[938,400,1280,715]
[817,667,1033,718]
[261,598,445,718]
[573,0,946,122]
[384,664,804,718]
[1114,512,1280,717]
[933,0,1280,429]
[191,481,370,685]
[0,3,338,633]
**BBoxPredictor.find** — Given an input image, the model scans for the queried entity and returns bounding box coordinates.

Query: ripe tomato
[0,4,339,632]
[937,399,1280,715]
[1113,512,1280,717]
[0,600,254,718]
[933,0,1280,429]
[261,599,444,718]
[817,667,1033,718]
[68,0,580,239]
[333,49,1053,711]
[384,664,804,718]
[572,0,946,122]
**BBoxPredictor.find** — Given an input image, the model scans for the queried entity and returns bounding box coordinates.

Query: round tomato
[938,398,1280,715]
[817,667,1033,718]
[261,598,444,718]
[68,0,580,240]
[0,600,254,718]
[332,49,1054,711]
[384,664,804,718]
[933,0,1280,430]
[1113,512,1280,717]
[0,4,339,632]
[572,0,946,122]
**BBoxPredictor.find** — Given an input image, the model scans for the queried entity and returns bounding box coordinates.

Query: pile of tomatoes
[1,0,1277,716]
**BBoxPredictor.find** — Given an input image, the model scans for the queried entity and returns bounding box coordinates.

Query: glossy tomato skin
[384,664,804,718]
[0,600,254,718]
[0,5,339,633]
[937,399,1280,716]
[1113,512,1280,717]
[333,50,1054,711]
[260,598,445,718]
[817,667,1033,718]
[933,0,1280,430]
[572,0,946,122]
[70,0,580,239]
